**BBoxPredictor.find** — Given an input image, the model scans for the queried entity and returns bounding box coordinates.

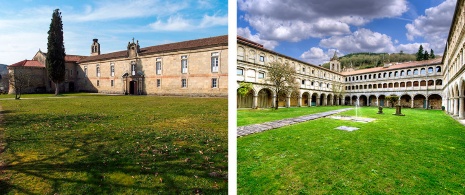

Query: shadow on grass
[0,111,227,194]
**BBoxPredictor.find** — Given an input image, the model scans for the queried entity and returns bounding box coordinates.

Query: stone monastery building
[8,35,228,97]
[237,0,465,113]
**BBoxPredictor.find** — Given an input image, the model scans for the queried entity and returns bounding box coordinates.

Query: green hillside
[322,52,429,70]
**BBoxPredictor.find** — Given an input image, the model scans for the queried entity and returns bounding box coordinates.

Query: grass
[0,94,228,194]
[237,107,465,194]
[237,106,351,126]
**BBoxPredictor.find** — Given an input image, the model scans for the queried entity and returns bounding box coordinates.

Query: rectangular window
[211,53,219,72]
[181,79,187,88]
[111,80,114,87]
[301,80,305,85]
[131,61,136,76]
[70,69,73,76]
[84,66,88,77]
[157,79,161,87]
[97,80,99,87]
[156,59,162,75]
[181,55,188,73]
[258,72,265,79]
[259,56,265,62]
[212,78,218,88]
[110,63,115,77]
[237,68,244,75]
[302,67,306,72]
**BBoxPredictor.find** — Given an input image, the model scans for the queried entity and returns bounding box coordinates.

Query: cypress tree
[46,9,66,96]
[430,49,435,59]
[424,50,429,60]
[416,45,424,61]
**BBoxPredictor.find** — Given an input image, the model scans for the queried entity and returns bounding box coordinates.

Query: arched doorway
[359,95,368,106]
[344,96,351,105]
[302,92,310,106]
[320,94,326,106]
[413,94,426,108]
[237,89,254,108]
[369,95,377,106]
[311,93,318,106]
[428,94,442,109]
[378,95,386,107]
[400,94,411,108]
[257,88,273,108]
[290,91,299,107]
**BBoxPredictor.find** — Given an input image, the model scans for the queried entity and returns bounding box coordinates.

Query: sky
[0,0,228,65]
[238,0,457,66]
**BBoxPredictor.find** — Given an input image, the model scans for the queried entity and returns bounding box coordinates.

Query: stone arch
[406,81,412,87]
[237,46,245,60]
[400,94,412,108]
[413,94,427,108]
[359,95,368,106]
[327,94,333,106]
[378,94,386,107]
[311,92,319,106]
[344,95,351,106]
[400,82,405,87]
[290,91,299,107]
[394,82,399,88]
[257,88,273,108]
[351,95,358,105]
[420,80,427,87]
[302,91,311,106]
[428,94,442,110]
[320,93,327,106]
[368,95,377,106]
[237,87,256,108]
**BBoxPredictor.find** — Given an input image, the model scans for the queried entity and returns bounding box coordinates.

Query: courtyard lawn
[238,107,465,194]
[238,106,352,126]
[0,95,228,194]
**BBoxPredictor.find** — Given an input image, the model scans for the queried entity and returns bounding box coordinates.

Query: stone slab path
[237,108,354,137]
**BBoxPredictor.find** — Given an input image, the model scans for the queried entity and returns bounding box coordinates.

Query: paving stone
[237,108,354,137]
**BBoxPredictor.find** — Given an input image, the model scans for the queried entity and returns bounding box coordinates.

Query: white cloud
[238,0,408,42]
[148,13,228,31]
[405,0,455,51]
[319,28,396,54]
[199,13,228,28]
[300,47,341,65]
[396,43,431,54]
[237,27,279,49]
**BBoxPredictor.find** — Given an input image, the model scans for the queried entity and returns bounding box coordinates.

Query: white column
[459,96,464,119]
[454,97,459,116]
[286,96,291,108]
[253,95,258,108]
[297,96,302,107]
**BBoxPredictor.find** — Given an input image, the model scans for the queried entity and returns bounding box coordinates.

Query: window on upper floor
[110,63,115,77]
[301,80,305,85]
[258,72,265,79]
[436,66,441,72]
[96,64,100,77]
[84,66,88,77]
[211,52,219,73]
[181,55,188,73]
[156,58,162,75]
[259,55,265,62]
[428,67,433,74]
[237,68,244,75]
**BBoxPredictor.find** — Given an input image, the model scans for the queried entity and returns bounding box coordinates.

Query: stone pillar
[297,96,302,107]
[286,96,291,108]
[323,97,327,106]
[425,97,429,109]
[342,98,345,106]
[411,98,414,108]
[272,95,276,108]
[376,97,379,107]
[349,97,352,106]
[253,95,258,109]
[316,97,320,107]
[454,97,459,116]
[459,96,465,119]
[336,98,340,106]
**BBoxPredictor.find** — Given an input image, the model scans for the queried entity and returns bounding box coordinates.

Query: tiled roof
[65,55,87,62]
[341,58,442,75]
[9,60,44,68]
[237,36,342,75]
[79,35,228,63]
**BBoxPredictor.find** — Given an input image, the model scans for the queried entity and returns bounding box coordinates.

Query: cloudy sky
[0,0,228,65]
[238,0,457,65]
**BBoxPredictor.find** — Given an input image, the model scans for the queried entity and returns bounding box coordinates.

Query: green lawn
[237,106,351,126]
[0,94,228,194]
[238,107,465,194]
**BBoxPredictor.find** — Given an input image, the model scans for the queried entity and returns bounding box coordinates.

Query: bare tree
[9,68,35,99]
[266,61,299,109]
[332,81,346,105]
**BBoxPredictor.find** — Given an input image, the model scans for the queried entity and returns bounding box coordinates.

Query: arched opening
[290,91,299,107]
[320,93,326,106]
[237,89,254,108]
[420,80,427,87]
[327,94,333,106]
[406,81,412,87]
[278,91,287,107]
[428,94,442,109]
[394,82,399,88]
[378,95,386,107]
[369,95,377,106]
[302,92,310,106]
[345,96,351,106]
[436,79,442,86]
[400,94,411,108]
[359,95,368,106]
[413,94,427,108]
[352,95,358,105]
[400,82,405,87]
[257,88,273,108]
[311,93,318,106]
[436,66,441,72]
[427,80,434,87]
[383,83,387,88]
[413,81,419,87]
[388,83,393,88]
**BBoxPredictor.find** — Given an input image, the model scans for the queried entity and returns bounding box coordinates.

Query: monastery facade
[236,38,444,110]
[8,35,228,97]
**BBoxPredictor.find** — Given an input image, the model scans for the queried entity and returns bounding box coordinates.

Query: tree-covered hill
[321,52,437,70]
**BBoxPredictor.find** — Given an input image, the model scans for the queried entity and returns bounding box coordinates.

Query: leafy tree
[266,61,299,109]
[424,50,429,60]
[46,9,66,96]
[429,49,435,59]
[385,95,399,108]
[237,82,253,97]
[416,45,424,61]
